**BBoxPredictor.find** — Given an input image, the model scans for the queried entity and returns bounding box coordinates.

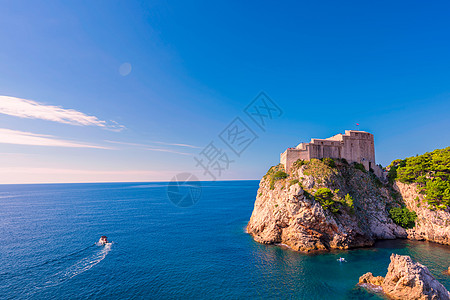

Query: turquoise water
[1,181,449,299]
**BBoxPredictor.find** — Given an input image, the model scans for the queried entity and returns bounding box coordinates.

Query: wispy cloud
[153,141,200,149]
[0,128,111,149]
[0,95,124,131]
[105,140,199,149]
[144,147,192,156]
[104,140,197,156]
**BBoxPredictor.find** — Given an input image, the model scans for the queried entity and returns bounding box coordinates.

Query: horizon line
[0,179,261,186]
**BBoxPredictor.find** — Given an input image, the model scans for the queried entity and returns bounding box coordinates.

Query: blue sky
[1,1,449,183]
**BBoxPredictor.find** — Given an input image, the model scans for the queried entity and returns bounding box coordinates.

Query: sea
[1,181,449,299]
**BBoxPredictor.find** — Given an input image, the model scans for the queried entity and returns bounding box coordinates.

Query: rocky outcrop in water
[358,254,450,300]
[247,179,372,251]
[395,182,450,246]
[359,272,384,286]
[247,160,406,252]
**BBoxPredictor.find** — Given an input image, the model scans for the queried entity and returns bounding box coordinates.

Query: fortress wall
[341,131,375,170]
[373,164,384,178]
[296,143,308,150]
[308,144,341,160]
[326,133,344,141]
[280,151,287,167]
[281,149,309,173]
[281,130,379,176]
[323,145,341,159]
[309,139,342,160]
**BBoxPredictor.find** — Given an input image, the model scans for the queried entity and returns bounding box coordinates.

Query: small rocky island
[247,130,450,252]
[358,254,450,299]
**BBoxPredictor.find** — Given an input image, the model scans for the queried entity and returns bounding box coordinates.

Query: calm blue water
[1,181,449,299]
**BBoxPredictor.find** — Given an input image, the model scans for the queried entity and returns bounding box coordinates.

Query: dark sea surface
[1,181,449,299]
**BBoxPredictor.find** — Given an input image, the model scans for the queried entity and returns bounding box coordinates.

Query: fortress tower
[280,130,382,177]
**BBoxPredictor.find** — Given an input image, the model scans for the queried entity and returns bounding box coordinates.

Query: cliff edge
[247,159,406,251]
[248,147,450,251]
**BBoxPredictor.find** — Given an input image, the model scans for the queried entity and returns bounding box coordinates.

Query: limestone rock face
[395,182,450,246]
[247,161,406,252]
[359,272,384,286]
[381,254,450,300]
[247,180,371,251]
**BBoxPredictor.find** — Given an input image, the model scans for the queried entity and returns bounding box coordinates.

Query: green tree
[315,188,339,213]
[389,207,417,229]
[344,194,354,213]
[387,147,450,209]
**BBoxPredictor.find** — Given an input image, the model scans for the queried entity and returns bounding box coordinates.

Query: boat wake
[36,243,112,289]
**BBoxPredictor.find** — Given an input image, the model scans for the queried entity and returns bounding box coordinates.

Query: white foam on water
[96,237,109,246]
[276,243,292,249]
[37,243,112,289]
[358,283,383,293]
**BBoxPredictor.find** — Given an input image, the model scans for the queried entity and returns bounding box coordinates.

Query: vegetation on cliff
[267,158,387,217]
[266,157,416,228]
[264,164,288,190]
[388,207,417,229]
[314,188,355,214]
[250,156,406,252]
[250,146,450,251]
[387,147,450,209]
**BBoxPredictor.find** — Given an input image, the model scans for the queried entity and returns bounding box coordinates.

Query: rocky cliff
[358,254,450,299]
[247,159,407,252]
[395,181,450,245]
[247,154,450,251]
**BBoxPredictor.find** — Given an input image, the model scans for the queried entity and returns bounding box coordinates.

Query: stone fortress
[280,130,383,177]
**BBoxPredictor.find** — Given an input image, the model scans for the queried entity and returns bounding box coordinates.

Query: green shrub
[387,168,398,184]
[293,159,307,169]
[344,194,355,213]
[387,147,450,208]
[270,181,275,190]
[273,171,288,180]
[303,159,333,178]
[437,204,447,210]
[425,177,450,209]
[322,158,336,168]
[353,162,366,172]
[265,166,288,190]
[389,207,417,229]
[314,188,339,213]
[340,158,349,165]
[264,164,284,178]
[289,179,299,186]
[304,190,313,200]
[315,188,333,201]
